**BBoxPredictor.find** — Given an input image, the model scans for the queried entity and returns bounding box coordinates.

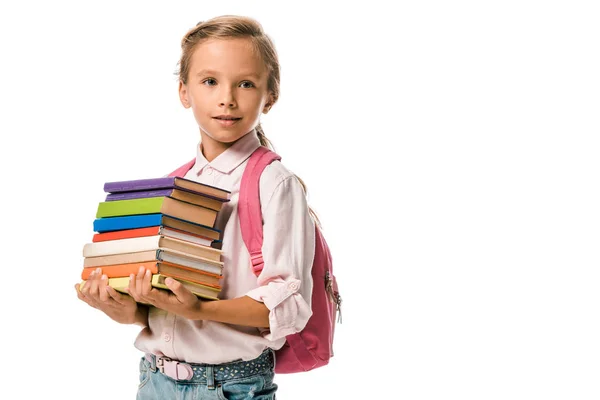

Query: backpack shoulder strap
[238,146,282,276]
[168,159,196,178]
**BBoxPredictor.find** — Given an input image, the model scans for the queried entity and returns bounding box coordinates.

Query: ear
[178,81,191,108]
[262,94,275,114]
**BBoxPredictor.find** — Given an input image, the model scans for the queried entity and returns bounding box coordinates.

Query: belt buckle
[156,356,171,374]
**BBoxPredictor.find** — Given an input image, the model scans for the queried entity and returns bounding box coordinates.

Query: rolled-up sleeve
[245,175,315,341]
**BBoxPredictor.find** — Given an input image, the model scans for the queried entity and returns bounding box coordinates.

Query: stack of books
[80,176,231,301]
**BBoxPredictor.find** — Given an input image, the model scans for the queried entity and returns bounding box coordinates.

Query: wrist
[132,304,149,327]
[190,299,211,320]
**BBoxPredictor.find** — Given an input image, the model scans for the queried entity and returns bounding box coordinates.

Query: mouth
[213,115,242,120]
[213,116,241,127]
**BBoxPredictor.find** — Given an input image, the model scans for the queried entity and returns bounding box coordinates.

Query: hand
[75,268,147,326]
[126,267,205,320]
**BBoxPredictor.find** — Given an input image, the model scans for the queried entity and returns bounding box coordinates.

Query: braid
[255,124,274,150]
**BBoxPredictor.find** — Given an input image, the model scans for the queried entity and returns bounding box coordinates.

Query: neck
[199,131,234,162]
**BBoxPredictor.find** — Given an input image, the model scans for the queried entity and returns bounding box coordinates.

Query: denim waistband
[145,348,274,385]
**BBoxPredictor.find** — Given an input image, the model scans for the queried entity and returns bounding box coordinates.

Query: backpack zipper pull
[335,292,342,324]
[325,270,342,324]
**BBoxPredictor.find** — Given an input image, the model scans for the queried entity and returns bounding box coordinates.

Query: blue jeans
[136,349,278,400]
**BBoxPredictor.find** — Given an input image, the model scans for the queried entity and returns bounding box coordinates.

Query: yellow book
[79,274,219,301]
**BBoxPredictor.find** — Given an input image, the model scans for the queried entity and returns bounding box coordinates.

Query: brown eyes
[202,79,255,88]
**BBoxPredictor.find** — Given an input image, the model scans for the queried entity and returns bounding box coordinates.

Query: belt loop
[206,365,215,390]
[146,354,157,372]
[269,348,276,370]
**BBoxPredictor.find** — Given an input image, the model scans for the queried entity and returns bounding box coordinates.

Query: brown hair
[177,15,321,227]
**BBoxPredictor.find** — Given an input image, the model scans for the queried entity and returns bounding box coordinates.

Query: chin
[204,130,247,144]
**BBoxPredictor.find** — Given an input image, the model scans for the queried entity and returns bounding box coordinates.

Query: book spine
[104,177,175,193]
[162,215,222,241]
[106,189,175,201]
[81,261,159,279]
[151,274,219,300]
[163,197,218,228]
[161,236,221,262]
[83,235,161,257]
[161,227,214,247]
[93,214,164,233]
[92,226,161,242]
[96,197,165,218]
[83,250,158,267]
[158,251,223,275]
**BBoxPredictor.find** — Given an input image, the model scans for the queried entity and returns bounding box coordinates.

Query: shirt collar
[191,129,261,176]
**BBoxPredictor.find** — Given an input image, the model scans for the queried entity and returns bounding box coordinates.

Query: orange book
[81,261,159,280]
[92,226,217,247]
[81,261,222,289]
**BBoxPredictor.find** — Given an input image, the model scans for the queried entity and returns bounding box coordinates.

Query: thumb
[165,277,197,303]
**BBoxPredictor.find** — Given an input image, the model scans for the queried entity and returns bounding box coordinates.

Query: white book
[83,234,222,262]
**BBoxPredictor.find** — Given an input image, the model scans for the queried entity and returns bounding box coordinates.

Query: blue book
[92,213,222,241]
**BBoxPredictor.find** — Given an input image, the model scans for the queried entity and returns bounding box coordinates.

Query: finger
[75,282,89,302]
[129,271,151,306]
[98,274,110,302]
[75,282,98,309]
[137,267,152,297]
[133,267,154,305]
[79,277,94,299]
[134,267,146,296]
[145,284,171,306]
[106,284,127,305]
[127,273,139,302]
[164,277,197,305]
[87,268,103,299]
[142,269,153,296]
[80,277,90,296]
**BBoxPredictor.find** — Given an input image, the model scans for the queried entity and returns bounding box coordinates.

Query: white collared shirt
[133,129,315,363]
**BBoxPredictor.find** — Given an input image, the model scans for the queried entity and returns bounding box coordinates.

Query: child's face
[179,38,273,146]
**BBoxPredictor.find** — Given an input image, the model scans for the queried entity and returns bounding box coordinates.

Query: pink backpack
[169,146,341,373]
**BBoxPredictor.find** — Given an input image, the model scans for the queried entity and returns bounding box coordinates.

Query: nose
[219,87,236,108]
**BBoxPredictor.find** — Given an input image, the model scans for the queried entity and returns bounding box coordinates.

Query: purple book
[103,177,231,201]
[106,188,179,201]
[105,187,230,203]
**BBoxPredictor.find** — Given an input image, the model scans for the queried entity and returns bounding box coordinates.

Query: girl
[75,15,317,400]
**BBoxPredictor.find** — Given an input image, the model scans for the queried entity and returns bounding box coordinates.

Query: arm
[195,295,270,327]
[124,268,269,326]
[242,175,316,340]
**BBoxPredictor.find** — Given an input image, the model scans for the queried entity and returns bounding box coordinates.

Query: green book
[97,197,166,217]
[95,196,218,228]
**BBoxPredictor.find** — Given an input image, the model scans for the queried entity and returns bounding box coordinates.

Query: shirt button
[288,282,299,291]
[205,167,213,175]
[164,333,171,342]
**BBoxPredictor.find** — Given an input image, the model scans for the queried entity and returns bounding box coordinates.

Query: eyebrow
[195,69,261,80]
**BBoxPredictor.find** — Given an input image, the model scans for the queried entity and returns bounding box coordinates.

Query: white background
[0,1,599,399]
